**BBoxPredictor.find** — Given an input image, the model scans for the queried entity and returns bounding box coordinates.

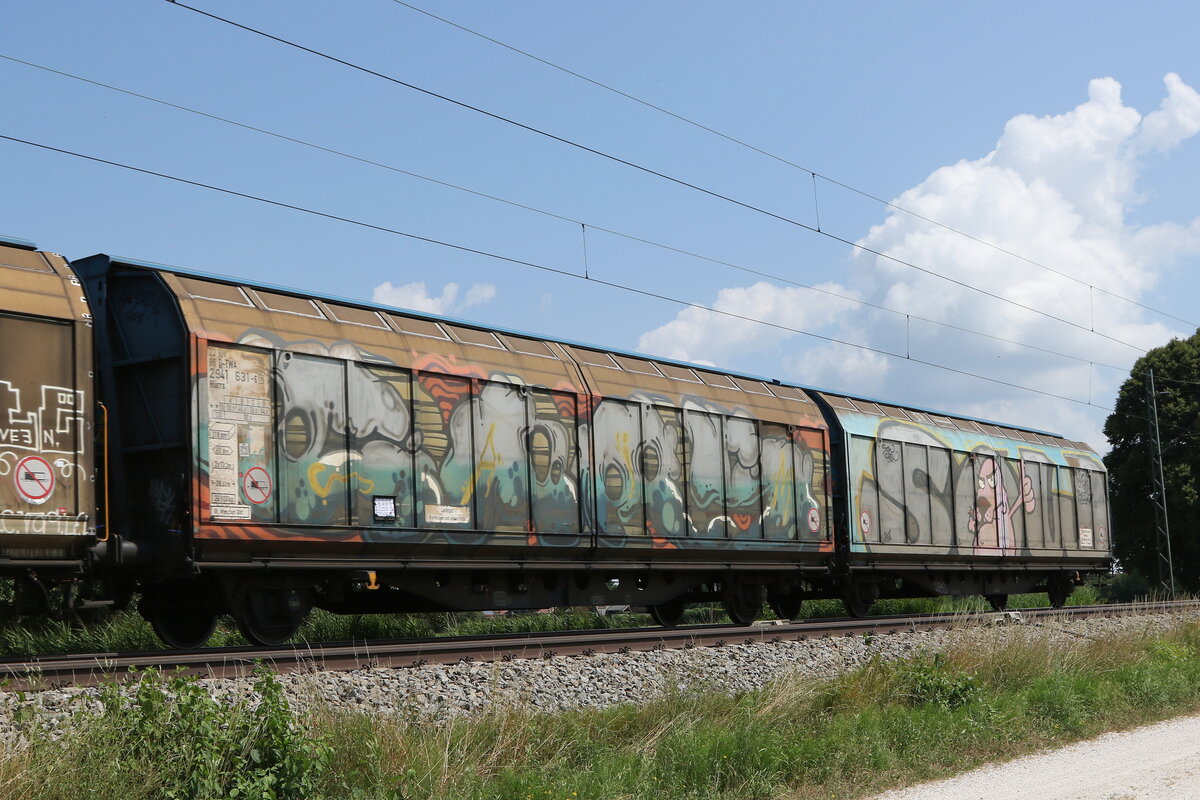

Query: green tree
[1103,329,1200,592]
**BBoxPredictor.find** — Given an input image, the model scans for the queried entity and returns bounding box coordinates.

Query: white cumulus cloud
[847,73,1200,444]
[1131,73,1200,155]
[372,280,497,315]
[636,74,1200,449]
[636,281,862,366]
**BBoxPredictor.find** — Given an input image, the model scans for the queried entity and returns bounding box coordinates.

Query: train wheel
[1047,575,1074,609]
[141,580,218,649]
[722,584,761,627]
[236,615,301,648]
[1,575,50,623]
[235,587,312,647]
[649,597,686,628]
[768,591,803,620]
[11,575,50,618]
[986,594,1009,612]
[841,579,878,618]
[150,606,218,650]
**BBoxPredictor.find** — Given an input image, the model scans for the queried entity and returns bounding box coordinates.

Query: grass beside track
[0,584,1103,656]
[2,608,1198,799]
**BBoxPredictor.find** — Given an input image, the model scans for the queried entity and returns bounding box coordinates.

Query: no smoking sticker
[242,467,272,504]
[15,455,55,505]
[807,507,821,533]
[860,510,872,534]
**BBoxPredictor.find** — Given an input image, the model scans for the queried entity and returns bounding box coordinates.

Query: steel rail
[2,600,1197,690]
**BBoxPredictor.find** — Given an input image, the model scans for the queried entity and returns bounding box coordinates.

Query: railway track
[2,600,1196,690]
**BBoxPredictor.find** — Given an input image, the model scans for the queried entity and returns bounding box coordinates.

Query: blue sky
[3,1,1198,449]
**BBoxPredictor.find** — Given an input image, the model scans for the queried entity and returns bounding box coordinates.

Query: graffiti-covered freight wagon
[814,393,1110,614]
[73,252,840,645]
[0,236,1114,647]
[0,239,97,614]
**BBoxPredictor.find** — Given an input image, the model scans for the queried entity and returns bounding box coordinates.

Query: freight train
[0,235,1113,647]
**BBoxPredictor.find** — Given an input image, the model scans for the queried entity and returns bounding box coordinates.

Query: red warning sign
[860,510,872,534]
[14,455,55,504]
[807,507,821,533]
[242,467,272,505]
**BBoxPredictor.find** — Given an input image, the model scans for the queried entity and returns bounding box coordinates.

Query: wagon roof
[90,252,1086,443]
[0,240,87,321]
[0,233,38,250]
[814,390,1098,461]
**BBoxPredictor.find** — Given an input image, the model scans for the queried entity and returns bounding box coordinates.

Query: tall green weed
[10,668,328,800]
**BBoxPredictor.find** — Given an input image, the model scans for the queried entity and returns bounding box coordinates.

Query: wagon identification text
[206,345,271,520]
[425,504,471,525]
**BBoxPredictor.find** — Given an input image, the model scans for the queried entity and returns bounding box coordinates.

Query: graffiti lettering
[0,509,91,535]
[0,381,83,455]
[851,418,1103,556]
[202,332,828,551]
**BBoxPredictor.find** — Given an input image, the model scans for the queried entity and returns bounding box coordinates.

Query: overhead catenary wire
[1148,374,1200,387]
[0,132,1125,414]
[389,0,1198,332]
[160,0,1160,357]
[0,53,1135,374]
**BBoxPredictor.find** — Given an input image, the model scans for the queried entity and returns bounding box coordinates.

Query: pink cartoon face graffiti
[968,456,1036,554]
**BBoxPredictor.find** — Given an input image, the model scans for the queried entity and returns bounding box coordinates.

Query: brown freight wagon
[0,237,98,615]
[73,253,840,646]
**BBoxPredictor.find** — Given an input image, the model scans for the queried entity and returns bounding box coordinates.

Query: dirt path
[869,714,1200,800]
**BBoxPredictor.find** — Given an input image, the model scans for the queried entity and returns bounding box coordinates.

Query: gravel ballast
[2,609,1196,742]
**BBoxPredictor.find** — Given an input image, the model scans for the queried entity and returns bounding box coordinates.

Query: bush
[900,653,982,710]
[1096,572,1153,603]
[15,668,330,800]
